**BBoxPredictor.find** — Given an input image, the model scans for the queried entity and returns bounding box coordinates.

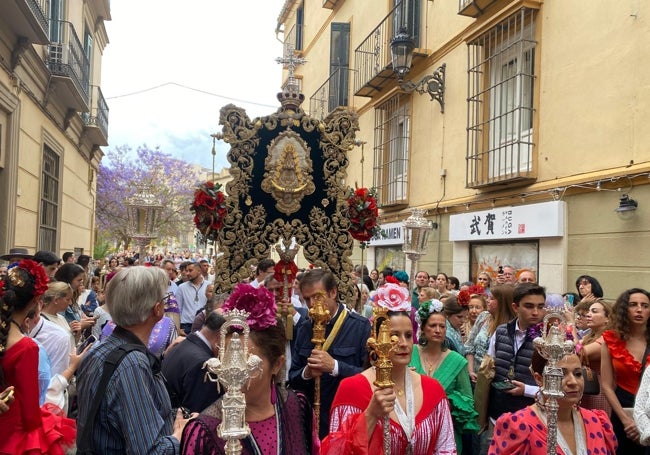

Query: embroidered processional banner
[213,93,359,301]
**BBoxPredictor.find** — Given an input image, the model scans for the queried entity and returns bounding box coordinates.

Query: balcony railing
[0,0,50,44]
[82,85,109,141]
[309,67,350,120]
[284,22,303,52]
[353,1,420,97]
[27,0,50,34]
[46,20,90,105]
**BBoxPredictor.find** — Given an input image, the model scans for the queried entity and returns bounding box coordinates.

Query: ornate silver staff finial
[202,309,263,455]
[532,311,575,455]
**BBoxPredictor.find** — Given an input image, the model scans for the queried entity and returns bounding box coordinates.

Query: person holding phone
[482,283,547,453]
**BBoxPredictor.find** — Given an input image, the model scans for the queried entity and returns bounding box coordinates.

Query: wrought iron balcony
[0,0,50,44]
[283,22,303,52]
[353,1,423,97]
[309,67,350,120]
[82,85,109,146]
[458,0,497,17]
[46,20,90,111]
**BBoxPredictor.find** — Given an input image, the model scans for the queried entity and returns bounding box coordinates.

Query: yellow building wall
[0,0,109,257]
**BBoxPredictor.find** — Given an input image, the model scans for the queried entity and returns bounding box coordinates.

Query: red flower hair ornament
[221,283,277,331]
[467,285,486,296]
[1,259,49,299]
[457,290,471,307]
[384,276,399,285]
[375,283,411,312]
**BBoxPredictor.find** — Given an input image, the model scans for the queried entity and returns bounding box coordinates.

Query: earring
[271,375,277,405]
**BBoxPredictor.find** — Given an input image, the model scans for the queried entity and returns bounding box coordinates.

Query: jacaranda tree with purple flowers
[96,145,202,249]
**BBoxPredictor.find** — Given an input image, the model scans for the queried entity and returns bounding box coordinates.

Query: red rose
[203,193,218,210]
[355,188,369,198]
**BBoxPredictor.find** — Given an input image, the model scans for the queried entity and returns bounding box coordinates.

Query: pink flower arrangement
[375,283,411,312]
[222,283,277,331]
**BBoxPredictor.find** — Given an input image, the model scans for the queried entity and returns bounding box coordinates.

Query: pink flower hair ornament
[375,283,411,313]
[221,283,277,331]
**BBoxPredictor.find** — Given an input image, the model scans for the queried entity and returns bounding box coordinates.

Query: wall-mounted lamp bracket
[398,64,446,113]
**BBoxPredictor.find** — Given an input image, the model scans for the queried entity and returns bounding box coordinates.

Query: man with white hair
[76,266,194,453]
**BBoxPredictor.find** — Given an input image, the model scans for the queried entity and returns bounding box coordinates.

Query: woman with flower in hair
[0,260,76,454]
[181,283,319,454]
[410,298,479,452]
[323,283,457,454]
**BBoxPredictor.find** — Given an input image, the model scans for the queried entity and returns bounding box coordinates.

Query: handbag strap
[641,342,650,379]
[77,343,145,452]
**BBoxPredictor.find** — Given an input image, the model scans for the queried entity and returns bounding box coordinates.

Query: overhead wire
[105,81,278,108]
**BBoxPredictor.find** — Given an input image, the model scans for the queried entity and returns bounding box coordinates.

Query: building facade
[277,0,650,298]
[0,0,110,258]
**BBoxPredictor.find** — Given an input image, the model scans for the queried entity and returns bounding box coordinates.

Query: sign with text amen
[449,201,565,242]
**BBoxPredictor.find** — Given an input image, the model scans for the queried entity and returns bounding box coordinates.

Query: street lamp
[390,27,446,113]
[126,186,162,260]
[402,208,434,294]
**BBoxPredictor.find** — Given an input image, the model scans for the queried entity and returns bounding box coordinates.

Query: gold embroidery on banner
[213,101,360,304]
[261,131,315,215]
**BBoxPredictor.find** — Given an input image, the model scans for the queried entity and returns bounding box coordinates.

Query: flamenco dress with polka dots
[488,405,617,455]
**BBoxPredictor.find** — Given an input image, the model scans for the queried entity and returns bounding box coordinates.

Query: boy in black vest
[482,283,546,453]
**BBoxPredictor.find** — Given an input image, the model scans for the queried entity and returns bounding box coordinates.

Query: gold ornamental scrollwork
[213,97,359,304]
[261,131,315,215]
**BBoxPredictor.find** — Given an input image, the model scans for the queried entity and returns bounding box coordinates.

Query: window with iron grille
[40,145,59,252]
[466,8,537,188]
[373,94,410,206]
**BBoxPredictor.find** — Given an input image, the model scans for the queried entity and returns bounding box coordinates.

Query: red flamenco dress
[0,337,76,454]
[322,374,457,454]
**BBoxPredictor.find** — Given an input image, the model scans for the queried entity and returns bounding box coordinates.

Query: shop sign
[370,222,405,246]
[449,201,565,241]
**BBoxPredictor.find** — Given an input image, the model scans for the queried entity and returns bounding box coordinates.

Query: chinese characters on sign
[469,210,513,237]
[449,201,565,242]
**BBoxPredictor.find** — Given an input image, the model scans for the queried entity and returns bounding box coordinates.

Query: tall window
[392,0,420,47]
[373,95,410,206]
[329,22,350,112]
[49,0,62,41]
[296,2,304,51]
[466,8,537,187]
[40,145,59,252]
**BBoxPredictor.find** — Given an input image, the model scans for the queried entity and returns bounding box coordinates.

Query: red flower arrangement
[346,187,381,249]
[190,181,227,242]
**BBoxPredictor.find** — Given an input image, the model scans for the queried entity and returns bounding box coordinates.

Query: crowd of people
[0,246,649,454]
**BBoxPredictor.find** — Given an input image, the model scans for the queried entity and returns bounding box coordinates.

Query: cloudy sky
[102,0,286,171]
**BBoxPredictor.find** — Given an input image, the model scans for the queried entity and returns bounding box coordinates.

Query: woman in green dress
[410,298,479,452]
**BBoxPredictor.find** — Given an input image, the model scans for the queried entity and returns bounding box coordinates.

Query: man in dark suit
[289,269,371,438]
[162,310,225,413]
